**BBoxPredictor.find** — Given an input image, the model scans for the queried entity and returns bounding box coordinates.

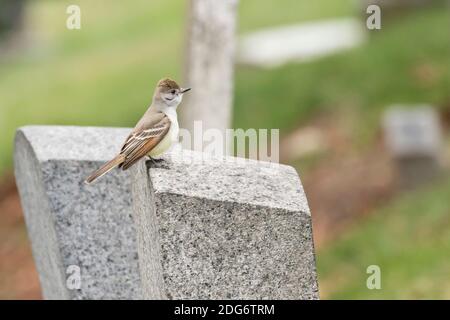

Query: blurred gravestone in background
[383,106,443,190]
[237,19,365,68]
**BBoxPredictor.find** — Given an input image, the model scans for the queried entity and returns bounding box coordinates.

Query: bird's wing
[119,111,171,170]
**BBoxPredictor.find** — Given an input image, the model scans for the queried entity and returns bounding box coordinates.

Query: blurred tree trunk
[181,0,238,154]
[0,0,26,38]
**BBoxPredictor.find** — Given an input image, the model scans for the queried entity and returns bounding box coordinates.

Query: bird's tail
[84,154,126,184]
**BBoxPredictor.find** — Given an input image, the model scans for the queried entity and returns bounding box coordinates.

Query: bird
[85,78,191,184]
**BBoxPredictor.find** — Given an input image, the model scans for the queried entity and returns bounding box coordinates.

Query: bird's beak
[181,87,191,94]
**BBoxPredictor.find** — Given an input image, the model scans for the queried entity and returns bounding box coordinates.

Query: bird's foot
[145,156,169,169]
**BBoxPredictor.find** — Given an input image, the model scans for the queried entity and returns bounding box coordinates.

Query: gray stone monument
[14,125,318,300]
[383,106,443,189]
[14,126,141,299]
[131,150,318,299]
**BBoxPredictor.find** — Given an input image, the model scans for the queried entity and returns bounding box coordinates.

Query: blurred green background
[0,0,449,299]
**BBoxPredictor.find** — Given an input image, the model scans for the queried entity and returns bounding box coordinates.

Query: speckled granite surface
[14,126,141,299]
[132,148,318,299]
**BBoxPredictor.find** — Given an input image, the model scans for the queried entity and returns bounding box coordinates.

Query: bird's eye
[171,90,176,94]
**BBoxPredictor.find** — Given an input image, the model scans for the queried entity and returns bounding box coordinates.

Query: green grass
[317,177,450,299]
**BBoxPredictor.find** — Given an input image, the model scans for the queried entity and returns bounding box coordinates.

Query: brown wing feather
[119,114,171,170]
[121,138,161,170]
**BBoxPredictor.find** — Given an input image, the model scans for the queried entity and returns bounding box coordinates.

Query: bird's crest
[157,78,180,90]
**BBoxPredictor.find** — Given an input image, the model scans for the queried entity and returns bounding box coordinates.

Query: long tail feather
[84,154,125,184]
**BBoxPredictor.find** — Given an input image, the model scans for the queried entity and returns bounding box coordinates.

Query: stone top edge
[147,150,310,215]
[15,125,293,170]
[16,125,131,162]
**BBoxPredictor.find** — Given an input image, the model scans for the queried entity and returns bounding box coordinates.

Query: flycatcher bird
[85,78,191,184]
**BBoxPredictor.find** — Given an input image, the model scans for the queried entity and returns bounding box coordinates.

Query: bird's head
[153,78,191,108]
